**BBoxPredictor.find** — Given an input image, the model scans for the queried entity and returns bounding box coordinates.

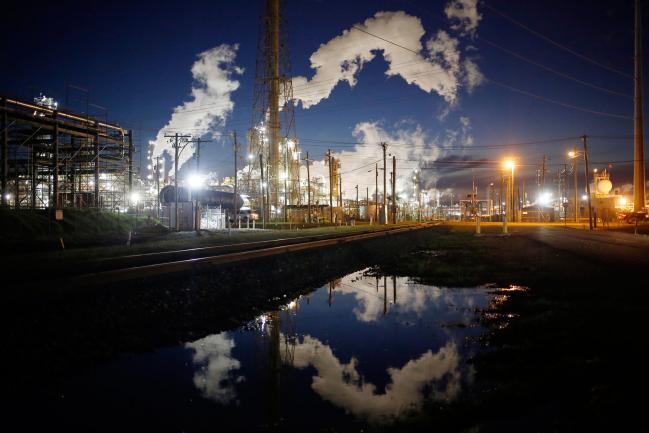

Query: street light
[187,173,204,232]
[569,135,593,230]
[130,192,140,238]
[503,159,516,223]
[568,149,579,223]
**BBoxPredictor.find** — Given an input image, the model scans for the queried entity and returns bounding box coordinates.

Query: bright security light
[582,195,588,201]
[187,173,204,189]
[618,197,627,206]
[248,153,254,160]
[538,192,552,206]
[130,192,141,204]
[568,151,576,158]
[503,159,515,170]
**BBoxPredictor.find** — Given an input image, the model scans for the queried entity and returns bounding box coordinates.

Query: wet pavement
[15,269,501,432]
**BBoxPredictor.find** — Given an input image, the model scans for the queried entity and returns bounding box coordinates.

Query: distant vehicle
[229,209,259,224]
[617,210,648,224]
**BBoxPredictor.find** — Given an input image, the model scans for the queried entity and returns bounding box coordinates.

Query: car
[229,209,259,224]
[618,210,648,224]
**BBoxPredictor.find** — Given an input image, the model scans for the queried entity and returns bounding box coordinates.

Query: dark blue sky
[1,0,645,192]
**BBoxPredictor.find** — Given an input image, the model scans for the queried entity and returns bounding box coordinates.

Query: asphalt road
[514,225,649,267]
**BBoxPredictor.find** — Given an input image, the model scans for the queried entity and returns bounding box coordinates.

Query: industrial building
[1,95,134,211]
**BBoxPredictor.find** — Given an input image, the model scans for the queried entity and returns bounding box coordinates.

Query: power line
[481,1,632,79]
[480,38,632,99]
[349,19,632,120]
[488,79,632,120]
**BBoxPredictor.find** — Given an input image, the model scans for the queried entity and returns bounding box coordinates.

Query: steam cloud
[293,1,483,109]
[445,0,482,36]
[293,11,459,108]
[300,118,475,201]
[291,1,482,200]
[151,44,243,170]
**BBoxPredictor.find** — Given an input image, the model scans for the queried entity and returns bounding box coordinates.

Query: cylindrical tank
[596,179,612,195]
[159,186,243,211]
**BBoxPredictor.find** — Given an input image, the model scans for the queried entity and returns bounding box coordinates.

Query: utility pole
[260,153,266,228]
[189,137,212,174]
[392,155,396,223]
[155,155,162,219]
[355,184,359,219]
[634,0,646,213]
[375,163,379,223]
[233,131,240,228]
[582,135,593,230]
[381,142,387,224]
[305,152,311,223]
[366,187,369,220]
[165,133,191,231]
[339,173,342,217]
[188,137,211,232]
[327,149,333,223]
[573,146,579,222]
[502,174,508,234]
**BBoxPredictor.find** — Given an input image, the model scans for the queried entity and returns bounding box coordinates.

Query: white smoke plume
[293,11,462,108]
[445,0,482,36]
[151,44,243,171]
[300,118,474,203]
[462,58,485,92]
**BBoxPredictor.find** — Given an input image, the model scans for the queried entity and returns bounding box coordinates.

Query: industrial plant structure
[246,0,302,222]
[0,96,133,211]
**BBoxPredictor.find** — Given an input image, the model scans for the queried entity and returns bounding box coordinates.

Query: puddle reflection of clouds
[287,335,461,422]
[185,333,244,404]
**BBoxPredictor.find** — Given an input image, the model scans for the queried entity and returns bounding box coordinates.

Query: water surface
[29,269,496,432]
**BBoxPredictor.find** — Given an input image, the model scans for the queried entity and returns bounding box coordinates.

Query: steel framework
[247,0,300,221]
[1,96,132,211]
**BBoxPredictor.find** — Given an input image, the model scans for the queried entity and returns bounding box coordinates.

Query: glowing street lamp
[502,159,516,223]
[187,173,204,190]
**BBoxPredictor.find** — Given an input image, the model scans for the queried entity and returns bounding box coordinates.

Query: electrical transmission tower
[248,0,300,221]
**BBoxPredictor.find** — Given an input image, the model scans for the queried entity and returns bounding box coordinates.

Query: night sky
[2,0,645,198]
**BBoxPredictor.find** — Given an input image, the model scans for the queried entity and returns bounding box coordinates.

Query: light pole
[568,138,593,230]
[569,148,579,222]
[188,173,203,234]
[582,135,593,230]
[503,159,515,223]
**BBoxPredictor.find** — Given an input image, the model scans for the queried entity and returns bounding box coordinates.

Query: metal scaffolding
[247,0,301,221]
[1,96,132,211]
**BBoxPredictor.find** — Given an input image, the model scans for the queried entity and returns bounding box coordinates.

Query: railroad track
[67,223,435,286]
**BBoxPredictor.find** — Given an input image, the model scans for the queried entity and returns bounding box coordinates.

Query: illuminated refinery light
[568,151,576,158]
[248,153,254,160]
[618,197,628,206]
[130,192,141,203]
[503,159,515,170]
[187,173,205,189]
[147,164,152,170]
[280,171,288,180]
[538,192,552,206]
[3,193,11,200]
[582,195,588,201]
